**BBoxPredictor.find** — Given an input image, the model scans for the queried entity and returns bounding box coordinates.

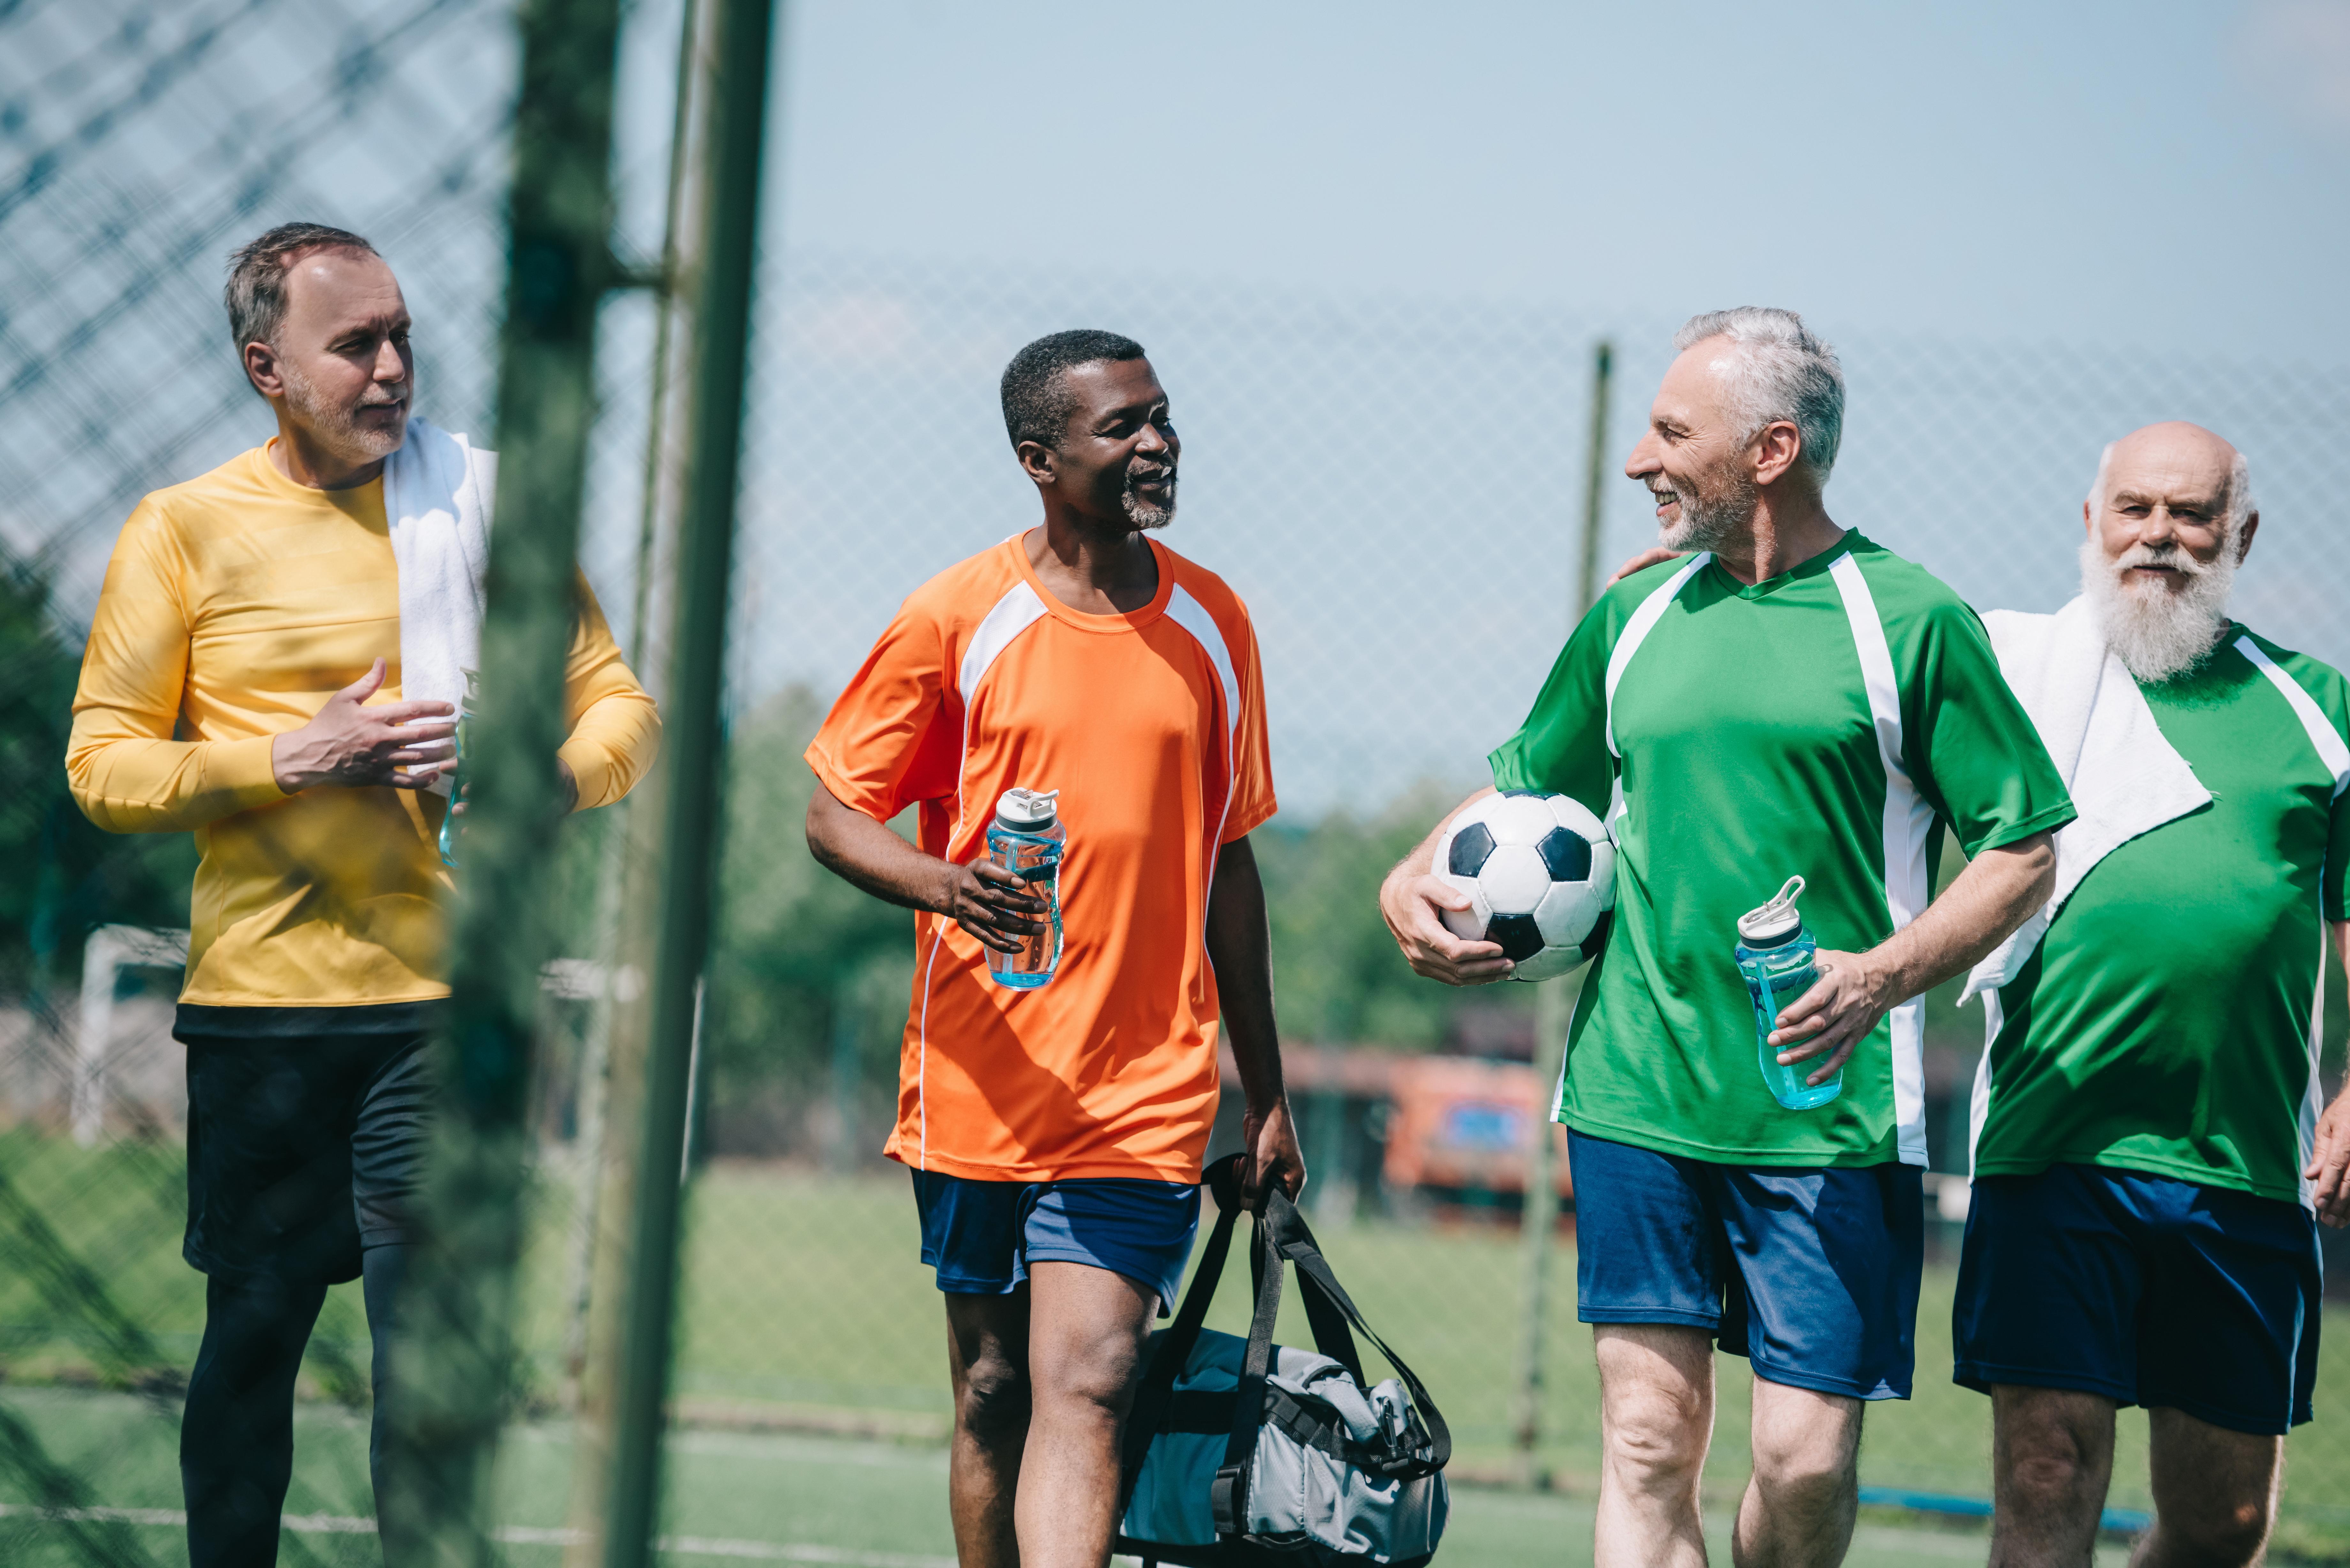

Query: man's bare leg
[1593,1324,1716,1568]
[1988,1385,2116,1568]
[2133,1407,2283,1568]
[1013,1262,1157,1568]
[1735,1377,1862,1567]
[944,1290,1031,1568]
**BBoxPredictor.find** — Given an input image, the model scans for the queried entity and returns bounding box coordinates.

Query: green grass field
[2,1141,2346,1563]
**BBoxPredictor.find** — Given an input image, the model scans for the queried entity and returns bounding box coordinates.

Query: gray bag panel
[1116,1158,1451,1565]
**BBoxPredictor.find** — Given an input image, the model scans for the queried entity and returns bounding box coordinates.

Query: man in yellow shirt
[66,222,659,1567]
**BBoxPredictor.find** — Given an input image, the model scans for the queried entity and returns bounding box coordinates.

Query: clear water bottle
[436,668,479,870]
[1734,875,1842,1110]
[984,787,1064,990]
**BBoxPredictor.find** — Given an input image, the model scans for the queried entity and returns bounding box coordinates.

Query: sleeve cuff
[214,734,289,811]
[1965,800,2078,857]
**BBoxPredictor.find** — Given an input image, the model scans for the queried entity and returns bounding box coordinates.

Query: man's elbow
[2005,831,2057,907]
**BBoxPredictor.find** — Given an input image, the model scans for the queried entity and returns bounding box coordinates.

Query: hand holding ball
[1431,791,1616,982]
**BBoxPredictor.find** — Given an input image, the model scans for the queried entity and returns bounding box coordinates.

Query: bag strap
[1117,1154,1245,1512]
[1210,1199,1288,1536]
[1262,1190,1452,1473]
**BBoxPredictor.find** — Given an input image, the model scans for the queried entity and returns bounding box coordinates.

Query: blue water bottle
[983,787,1064,990]
[1733,875,1842,1110]
[435,668,479,870]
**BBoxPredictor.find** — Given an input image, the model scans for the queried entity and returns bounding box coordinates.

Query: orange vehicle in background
[1382,1054,1572,1213]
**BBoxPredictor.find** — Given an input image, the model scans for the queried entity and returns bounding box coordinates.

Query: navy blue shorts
[1567,1129,1925,1400]
[1954,1163,2321,1435]
[910,1169,1201,1316]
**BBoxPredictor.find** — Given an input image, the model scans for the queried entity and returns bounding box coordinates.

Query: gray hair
[224,221,379,360]
[2088,441,2255,533]
[1672,307,1846,479]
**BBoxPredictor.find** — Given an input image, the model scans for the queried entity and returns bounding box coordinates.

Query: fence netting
[2,1,2347,1564]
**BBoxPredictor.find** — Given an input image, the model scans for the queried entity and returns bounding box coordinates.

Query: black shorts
[178,1003,440,1285]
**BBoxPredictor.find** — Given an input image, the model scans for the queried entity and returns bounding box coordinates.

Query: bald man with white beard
[1954,422,2350,1568]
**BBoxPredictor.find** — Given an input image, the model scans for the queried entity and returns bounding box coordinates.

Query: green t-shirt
[1973,629,2350,1205]
[1490,532,2074,1167]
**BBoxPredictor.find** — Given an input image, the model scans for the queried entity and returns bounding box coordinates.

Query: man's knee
[2156,1494,2274,1565]
[1601,1382,1710,1492]
[956,1350,1032,1442]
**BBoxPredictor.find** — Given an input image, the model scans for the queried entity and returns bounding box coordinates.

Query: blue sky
[757,0,2350,364]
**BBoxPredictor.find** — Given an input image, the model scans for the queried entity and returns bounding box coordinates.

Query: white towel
[1959,593,2210,1002]
[381,416,496,796]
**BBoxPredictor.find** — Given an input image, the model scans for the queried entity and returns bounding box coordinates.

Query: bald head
[2089,422,2254,540]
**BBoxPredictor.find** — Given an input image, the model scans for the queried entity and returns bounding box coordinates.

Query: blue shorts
[1954,1164,2321,1435]
[1567,1129,1925,1400]
[910,1169,1201,1316]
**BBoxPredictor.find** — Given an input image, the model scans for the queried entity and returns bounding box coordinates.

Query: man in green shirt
[1955,421,2350,1568]
[1381,307,2071,1568]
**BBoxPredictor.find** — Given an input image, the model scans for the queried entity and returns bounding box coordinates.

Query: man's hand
[271,658,454,793]
[2308,1091,2350,1228]
[1378,868,1513,986]
[1765,833,2057,1086]
[1242,1096,1307,1209]
[941,859,1049,955]
[1608,546,1688,587]
[1765,948,1905,1086]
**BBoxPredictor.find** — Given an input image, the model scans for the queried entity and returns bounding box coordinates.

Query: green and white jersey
[1973,629,2350,1206]
[1491,532,2074,1167]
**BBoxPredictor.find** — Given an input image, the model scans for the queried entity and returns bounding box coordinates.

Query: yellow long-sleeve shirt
[67,441,662,1007]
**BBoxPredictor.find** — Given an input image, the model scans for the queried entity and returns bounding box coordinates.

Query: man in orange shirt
[69,223,657,1567]
[804,330,1304,1568]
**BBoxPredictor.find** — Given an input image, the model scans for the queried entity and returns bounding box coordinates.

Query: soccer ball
[1432,791,1615,983]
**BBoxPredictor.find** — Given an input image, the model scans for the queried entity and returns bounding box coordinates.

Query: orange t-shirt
[806,535,1276,1183]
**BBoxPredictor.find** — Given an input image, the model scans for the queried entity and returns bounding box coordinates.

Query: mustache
[2111,540,2211,578]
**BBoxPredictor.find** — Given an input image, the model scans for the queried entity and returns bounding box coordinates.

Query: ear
[244,340,285,400]
[1015,439,1058,490]
[2082,498,2094,536]
[2236,510,2258,564]
[1751,420,1804,487]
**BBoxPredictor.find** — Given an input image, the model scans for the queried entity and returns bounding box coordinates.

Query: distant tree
[0,566,196,993]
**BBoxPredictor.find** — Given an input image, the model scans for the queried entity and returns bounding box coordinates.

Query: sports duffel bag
[1115,1155,1450,1567]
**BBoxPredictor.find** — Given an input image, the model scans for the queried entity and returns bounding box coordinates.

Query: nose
[1624,429,1661,478]
[374,335,408,385]
[1136,419,1171,458]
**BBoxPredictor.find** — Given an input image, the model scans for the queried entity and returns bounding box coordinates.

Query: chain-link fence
[4,1,2350,1564]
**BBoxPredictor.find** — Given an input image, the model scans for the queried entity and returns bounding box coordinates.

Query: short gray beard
[1120,473,1175,531]
[280,355,406,465]
[2080,532,2236,682]
[1655,466,1756,553]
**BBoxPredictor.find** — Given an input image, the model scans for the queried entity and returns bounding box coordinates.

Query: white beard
[2079,532,2236,683]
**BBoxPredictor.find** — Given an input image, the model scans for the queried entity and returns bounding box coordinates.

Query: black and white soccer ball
[1432,790,1616,983]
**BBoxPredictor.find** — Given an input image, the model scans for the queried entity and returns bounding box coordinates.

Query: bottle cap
[1736,875,1807,946]
[995,787,1059,828]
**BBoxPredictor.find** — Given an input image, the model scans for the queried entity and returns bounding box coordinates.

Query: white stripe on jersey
[1605,553,1712,759]
[2237,634,2350,800]
[1969,989,2000,1177]
[915,579,1050,1167]
[2234,633,2346,1211]
[1829,552,1935,1167]
[1164,584,1246,919]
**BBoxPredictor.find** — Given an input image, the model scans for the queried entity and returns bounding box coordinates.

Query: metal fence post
[1512,337,1615,1487]
[376,0,626,1561]
[560,1,778,1564]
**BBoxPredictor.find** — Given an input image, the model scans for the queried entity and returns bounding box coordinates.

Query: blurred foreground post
[1510,978,1570,1486]
[1512,338,1615,1486]
[562,0,778,1564]
[378,0,625,1561]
